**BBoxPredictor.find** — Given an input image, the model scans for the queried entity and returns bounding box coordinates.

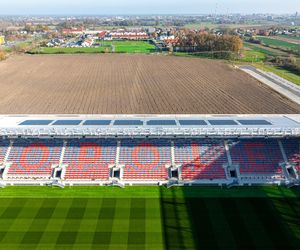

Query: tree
[0,49,6,61]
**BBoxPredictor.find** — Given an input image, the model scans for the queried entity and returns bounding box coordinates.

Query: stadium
[0,54,300,249]
[0,114,300,187]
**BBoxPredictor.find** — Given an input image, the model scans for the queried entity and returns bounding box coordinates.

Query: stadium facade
[0,114,300,188]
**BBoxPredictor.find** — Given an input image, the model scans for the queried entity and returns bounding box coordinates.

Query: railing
[1,127,300,138]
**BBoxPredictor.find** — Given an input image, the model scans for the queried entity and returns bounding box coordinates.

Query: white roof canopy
[0,114,299,138]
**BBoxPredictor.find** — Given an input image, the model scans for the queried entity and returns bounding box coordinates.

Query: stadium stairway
[280,139,300,180]
[0,139,10,165]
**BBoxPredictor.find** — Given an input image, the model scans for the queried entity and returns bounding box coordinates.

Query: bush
[247,38,261,44]
[270,56,300,74]
[0,50,6,61]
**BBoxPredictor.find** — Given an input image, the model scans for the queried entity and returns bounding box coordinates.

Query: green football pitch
[32,41,157,54]
[0,186,300,249]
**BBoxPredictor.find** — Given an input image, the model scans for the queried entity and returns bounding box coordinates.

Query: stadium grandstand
[0,114,300,188]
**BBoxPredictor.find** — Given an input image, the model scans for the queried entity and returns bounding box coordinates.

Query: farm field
[0,186,299,249]
[257,36,300,51]
[241,47,267,62]
[183,22,267,30]
[278,35,300,43]
[0,54,300,114]
[243,42,291,58]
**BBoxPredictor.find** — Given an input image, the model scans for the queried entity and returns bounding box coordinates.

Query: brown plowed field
[0,54,299,114]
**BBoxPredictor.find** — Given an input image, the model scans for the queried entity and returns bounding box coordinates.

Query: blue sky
[0,0,299,15]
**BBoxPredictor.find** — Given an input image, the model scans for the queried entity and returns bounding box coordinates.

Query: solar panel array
[147,120,177,126]
[83,120,112,126]
[208,120,238,125]
[19,120,53,126]
[114,120,144,126]
[19,119,273,127]
[237,120,272,125]
[52,120,82,126]
[178,120,207,126]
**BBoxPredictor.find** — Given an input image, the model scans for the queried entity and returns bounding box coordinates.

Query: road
[240,65,300,105]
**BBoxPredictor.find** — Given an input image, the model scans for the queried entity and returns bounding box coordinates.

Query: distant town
[0,14,299,49]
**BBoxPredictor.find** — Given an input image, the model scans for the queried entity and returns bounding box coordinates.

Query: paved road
[240,65,300,105]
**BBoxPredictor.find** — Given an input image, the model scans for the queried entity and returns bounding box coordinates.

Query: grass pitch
[0,186,300,249]
[33,41,156,54]
[102,41,156,53]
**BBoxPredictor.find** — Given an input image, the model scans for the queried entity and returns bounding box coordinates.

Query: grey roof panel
[179,120,207,126]
[147,120,177,126]
[208,120,238,125]
[114,120,143,126]
[83,120,112,125]
[52,120,82,125]
[237,120,272,125]
[19,120,53,126]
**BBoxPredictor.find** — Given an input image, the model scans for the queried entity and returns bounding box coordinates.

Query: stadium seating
[174,139,227,180]
[0,137,295,183]
[63,139,117,180]
[281,139,300,175]
[0,140,10,164]
[6,139,63,178]
[119,139,171,180]
[230,139,284,176]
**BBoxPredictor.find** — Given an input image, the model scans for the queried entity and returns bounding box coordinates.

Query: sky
[0,0,299,15]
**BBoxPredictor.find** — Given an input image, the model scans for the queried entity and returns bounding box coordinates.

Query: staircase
[166,179,184,188]
[171,140,175,166]
[110,179,125,188]
[4,140,14,164]
[116,140,121,165]
[286,181,300,188]
[51,179,65,188]
[227,179,239,188]
[59,140,67,166]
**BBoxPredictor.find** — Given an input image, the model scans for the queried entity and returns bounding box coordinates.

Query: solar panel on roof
[237,120,272,125]
[179,120,207,126]
[83,120,111,125]
[208,120,238,125]
[52,120,82,125]
[114,120,143,126]
[19,120,53,126]
[147,120,177,126]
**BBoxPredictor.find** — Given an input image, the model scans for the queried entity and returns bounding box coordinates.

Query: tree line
[173,31,243,58]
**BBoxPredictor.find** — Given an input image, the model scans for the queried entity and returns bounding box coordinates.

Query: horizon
[0,13,298,17]
[0,0,299,16]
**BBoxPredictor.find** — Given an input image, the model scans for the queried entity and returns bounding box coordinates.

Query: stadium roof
[0,115,300,138]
